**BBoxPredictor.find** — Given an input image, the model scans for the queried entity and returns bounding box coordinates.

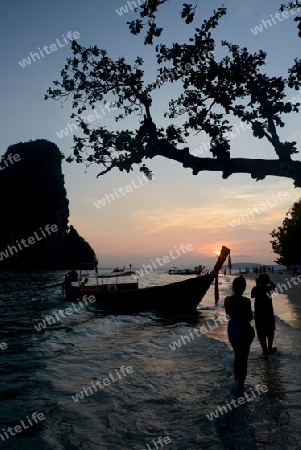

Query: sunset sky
[1,0,301,269]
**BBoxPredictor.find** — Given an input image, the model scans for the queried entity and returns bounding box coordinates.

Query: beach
[0,270,300,449]
[205,270,301,449]
[242,270,301,329]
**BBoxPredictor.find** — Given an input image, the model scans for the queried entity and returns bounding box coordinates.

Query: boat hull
[168,270,202,275]
[64,274,215,313]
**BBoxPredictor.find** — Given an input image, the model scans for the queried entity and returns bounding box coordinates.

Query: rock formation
[0,139,97,269]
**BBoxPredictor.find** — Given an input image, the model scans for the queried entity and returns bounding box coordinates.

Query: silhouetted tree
[270,199,301,265]
[62,225,97,269]
[280,2,301,36]
[45,3,301,187]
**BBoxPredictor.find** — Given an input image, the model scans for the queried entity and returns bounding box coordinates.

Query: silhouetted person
[62,270,78,295]
[80,277,89,288]
[224,276,254,397]
[251,274,277,361]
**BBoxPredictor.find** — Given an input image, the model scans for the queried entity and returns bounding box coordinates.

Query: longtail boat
[62,246,230,312]
[168,265,205,275]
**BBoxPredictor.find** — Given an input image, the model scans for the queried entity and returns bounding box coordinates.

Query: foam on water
[0,271,300,449]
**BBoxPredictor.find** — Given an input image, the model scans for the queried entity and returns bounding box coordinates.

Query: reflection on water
[0,271,300,449]
[268,292,301,329]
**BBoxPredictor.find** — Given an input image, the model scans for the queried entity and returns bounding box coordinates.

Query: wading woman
[224,276,254,397]
[251,273,277,360]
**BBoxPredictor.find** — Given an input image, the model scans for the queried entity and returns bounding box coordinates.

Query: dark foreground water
[0,271,300,450]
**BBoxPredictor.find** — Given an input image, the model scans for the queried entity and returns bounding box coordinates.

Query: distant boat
[168,265,206,275]
[62,247,230,313]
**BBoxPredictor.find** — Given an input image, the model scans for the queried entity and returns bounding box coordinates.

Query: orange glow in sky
[1,1,301,269]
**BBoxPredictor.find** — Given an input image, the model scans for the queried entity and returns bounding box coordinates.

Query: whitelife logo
[34,295,96,332]
[133,243,194,279]
[228,192,290,228]
[191,121,251,157]
[56,102,117,139]
[153,50,214,89]
[0,412,45,443]
[93,174,155,209]
[0,342,7,351]
[250,3,301,35]
[71,365,134,402]
[116,0,146,17]
[0,153,21,171]
[140,436,172,450]
[267,274,301,298]
[18,31,81,68]
[169,315,229,351]
[0,224,58,261]
[206,384,268,420]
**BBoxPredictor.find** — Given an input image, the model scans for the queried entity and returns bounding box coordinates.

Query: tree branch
[150,141,301,187]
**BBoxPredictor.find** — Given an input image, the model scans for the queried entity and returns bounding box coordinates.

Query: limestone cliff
[0,139,97,269]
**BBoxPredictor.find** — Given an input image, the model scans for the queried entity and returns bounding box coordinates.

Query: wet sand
[218,272,301,449]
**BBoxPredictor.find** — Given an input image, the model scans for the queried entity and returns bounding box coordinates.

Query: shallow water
[0,271,300,449]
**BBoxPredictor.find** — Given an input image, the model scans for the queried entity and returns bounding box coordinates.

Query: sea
[0,270,300,450]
